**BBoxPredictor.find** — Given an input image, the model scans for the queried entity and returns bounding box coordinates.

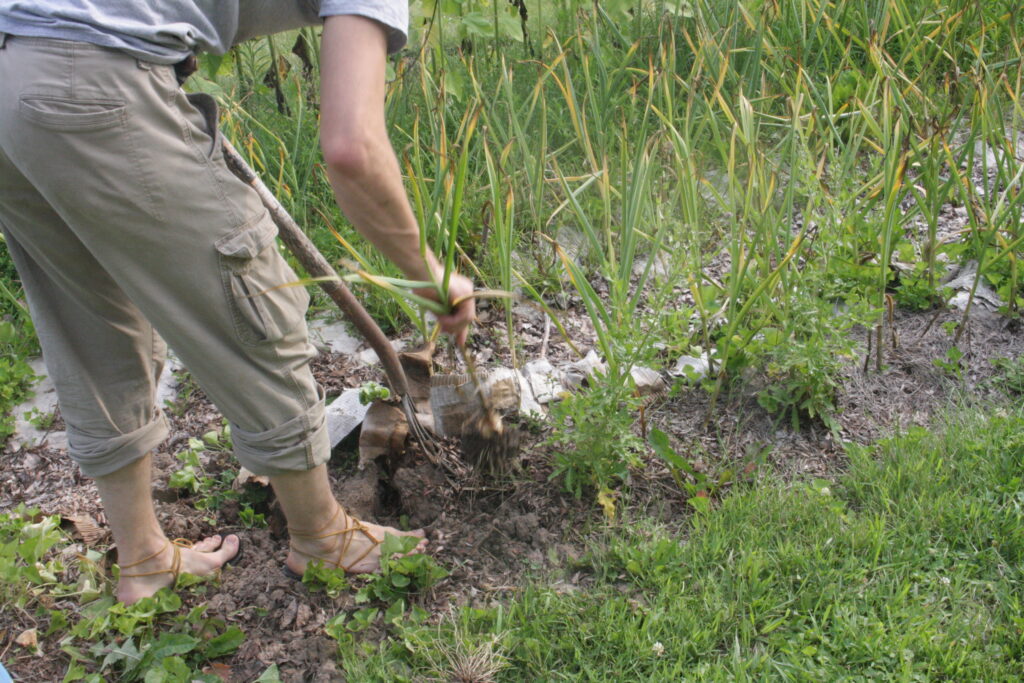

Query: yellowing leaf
[597,488,618,521]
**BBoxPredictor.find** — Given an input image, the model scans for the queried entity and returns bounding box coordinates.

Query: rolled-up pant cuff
[69,412,169,478]
[231,399,330,476]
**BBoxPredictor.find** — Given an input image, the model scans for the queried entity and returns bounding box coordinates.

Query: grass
[5,399,1023,679]
[337,401,1024,680]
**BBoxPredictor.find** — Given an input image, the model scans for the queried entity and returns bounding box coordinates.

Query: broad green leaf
[204,626,245,659]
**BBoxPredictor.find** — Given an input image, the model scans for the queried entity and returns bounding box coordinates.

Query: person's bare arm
[319,15,474,345]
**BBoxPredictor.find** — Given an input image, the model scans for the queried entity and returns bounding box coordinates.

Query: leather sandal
[118,539,188,581]
[285,506,382,580]
[119,537,242,581]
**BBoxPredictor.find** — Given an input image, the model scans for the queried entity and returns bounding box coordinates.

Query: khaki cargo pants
[0,34,330,477]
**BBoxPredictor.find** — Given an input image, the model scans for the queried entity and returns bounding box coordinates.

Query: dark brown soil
[2,296,1023,681]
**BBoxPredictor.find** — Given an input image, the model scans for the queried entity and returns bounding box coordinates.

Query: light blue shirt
[0,1,408,63]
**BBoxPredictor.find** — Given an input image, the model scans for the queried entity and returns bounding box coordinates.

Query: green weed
[168,426,268,528]
[0,506,70,609]
[61,592,244,682]
[547,378,644,509]
[354,535,449,606]
[24,406,57,431]
[989,355,1024,395]
[0,355,37,441]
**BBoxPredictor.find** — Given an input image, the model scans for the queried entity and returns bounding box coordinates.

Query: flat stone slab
[357,338,408,365]
[325,388,370,448]
[308,319,363,356]
[9,357,65,451]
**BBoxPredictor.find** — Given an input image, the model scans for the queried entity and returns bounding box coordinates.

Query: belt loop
[0,33,8,49]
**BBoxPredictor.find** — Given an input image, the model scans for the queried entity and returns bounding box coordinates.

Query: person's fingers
[414,272,475,344]
[433,274,475,344]
[437,301,474,344]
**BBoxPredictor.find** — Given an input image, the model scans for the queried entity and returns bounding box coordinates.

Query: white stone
[515,370,545,418]
[566,350,606,384]
[630,366,666,396]
[325,389,371,448]
[670,354,710,381]
[631,253,671,279]
[944,260,1004,311]
[523,358,565,403]
[974,141,1003,168]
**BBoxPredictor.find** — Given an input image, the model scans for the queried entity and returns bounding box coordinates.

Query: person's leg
[0,226,240,605]
[271,464,425,576]
[93,454,240,604]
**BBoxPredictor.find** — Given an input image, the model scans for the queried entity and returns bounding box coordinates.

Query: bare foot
[116,534,240,605]
[285,507,426,577]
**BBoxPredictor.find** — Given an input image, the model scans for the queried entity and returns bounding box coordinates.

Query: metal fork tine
[402,395,441,463]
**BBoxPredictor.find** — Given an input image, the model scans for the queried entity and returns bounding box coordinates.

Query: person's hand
[415,272,475,348]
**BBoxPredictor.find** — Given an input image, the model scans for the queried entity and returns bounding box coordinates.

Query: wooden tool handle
[221,139,412,398]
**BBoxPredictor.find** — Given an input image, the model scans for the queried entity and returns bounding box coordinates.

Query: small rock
[630,366,666,396]
[670,354,711,381]
[973,140,1005,168]
[631,252,671,279]
[15,628,38,651]
[943,260,1004,311]
[232,467,270,490]
[523,359,565,404]
[357,338,408,365]
[515,370,545,418]
[562,350,606,389]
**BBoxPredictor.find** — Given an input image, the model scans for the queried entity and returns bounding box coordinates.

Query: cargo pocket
[215,212,310,345]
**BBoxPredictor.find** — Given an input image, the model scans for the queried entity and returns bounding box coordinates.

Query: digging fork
[221,139,440,461]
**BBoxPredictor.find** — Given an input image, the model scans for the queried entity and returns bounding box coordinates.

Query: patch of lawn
[342,404,1024,680]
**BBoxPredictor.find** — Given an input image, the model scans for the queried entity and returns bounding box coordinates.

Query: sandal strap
[287,505,344,540]
[119,540,185,580]
[289,507,383,573]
